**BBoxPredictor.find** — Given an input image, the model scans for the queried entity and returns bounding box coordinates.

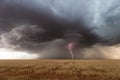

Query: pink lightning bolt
[67,42,75,59]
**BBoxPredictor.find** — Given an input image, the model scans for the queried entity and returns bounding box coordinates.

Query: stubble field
[0,60,120,80]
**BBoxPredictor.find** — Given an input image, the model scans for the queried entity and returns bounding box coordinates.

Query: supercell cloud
[0,0,120,59]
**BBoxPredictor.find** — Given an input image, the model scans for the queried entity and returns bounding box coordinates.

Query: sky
[0,0,120,59]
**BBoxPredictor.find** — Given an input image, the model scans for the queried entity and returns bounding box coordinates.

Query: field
[0,60,120,80]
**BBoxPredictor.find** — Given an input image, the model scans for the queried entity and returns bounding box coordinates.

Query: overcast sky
[0,0,120,59]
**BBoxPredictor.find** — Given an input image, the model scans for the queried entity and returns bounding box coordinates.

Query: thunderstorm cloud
[0,0,120,59]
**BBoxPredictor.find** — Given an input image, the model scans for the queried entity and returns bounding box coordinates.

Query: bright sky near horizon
[0,48,39,59]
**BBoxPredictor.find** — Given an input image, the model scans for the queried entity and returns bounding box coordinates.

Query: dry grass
[0,60,120,80]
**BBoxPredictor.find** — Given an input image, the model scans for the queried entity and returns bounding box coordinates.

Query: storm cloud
[0,0,120,59]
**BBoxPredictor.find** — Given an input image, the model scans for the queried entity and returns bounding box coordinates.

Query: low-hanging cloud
[0,0,120,59]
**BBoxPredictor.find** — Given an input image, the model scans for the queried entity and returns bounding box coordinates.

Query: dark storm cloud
[0,0,120,59]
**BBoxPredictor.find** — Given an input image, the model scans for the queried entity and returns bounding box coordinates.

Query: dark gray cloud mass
[0,0,120,59]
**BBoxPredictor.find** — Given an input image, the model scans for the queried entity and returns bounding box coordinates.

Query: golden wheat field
[0,60,120,80]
